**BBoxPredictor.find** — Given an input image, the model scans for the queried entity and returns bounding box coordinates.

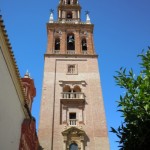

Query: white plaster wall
[0,49,25,150]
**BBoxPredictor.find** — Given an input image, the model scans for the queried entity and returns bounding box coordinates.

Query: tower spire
[85,11,91,24]
[49,9,54,23]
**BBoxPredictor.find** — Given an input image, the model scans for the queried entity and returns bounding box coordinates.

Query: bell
[69,39,73,43]
[83,43,87,46]
[56,41,60,45]
[68,36,73,43]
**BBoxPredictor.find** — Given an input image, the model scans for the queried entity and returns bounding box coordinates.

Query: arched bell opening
[81,38,87,51]
[67,33,75,50]
[67,0,71,5]
[55,38,60,50]
[66,11,73,19]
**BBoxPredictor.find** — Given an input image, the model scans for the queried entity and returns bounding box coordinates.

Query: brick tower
[38,0,110,150]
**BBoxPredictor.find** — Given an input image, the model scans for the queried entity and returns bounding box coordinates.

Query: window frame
[66,64,78,75]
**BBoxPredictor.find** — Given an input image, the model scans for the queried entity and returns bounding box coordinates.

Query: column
[75,30,81,54]
[80,136,85,150]
[62,106,67,125]
[63,141,67,150]
[81,141,84,150]
[46,29,54,54]
[78,106,83,124]
[59,10,61,18]
[87,32,94,54]
[63,136,67,150]
[78,11,80,19]
[61,30,66,54]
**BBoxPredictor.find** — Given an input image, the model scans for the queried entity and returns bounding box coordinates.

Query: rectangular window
[67,64,78,75]
[69,113,77,126]
[69,113,76,119]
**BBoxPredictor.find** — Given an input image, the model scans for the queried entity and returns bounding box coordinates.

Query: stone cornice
[44,53,98,58]
[47,23,94,32]
[0,15,30,118]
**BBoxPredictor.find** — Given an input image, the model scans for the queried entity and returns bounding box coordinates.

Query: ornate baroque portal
[38,0,110,150]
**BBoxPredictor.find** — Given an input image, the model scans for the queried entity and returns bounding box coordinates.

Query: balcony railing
[62,92,84,99]
[53,50,60,54]
[69,119,78,126]
[67,50,75,54]
[82,51,88,55]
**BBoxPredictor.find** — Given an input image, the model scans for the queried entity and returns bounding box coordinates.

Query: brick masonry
[38,55,110,150]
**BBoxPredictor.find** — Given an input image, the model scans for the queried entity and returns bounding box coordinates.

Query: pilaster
[61,30,66,54]
[75,30,81,54]
[46,29,54,53]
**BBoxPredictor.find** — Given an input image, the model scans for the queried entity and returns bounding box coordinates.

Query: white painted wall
[0,48,25,150]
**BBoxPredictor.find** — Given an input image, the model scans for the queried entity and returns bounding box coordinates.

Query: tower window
[82,39,87,51]
[67,0,71,4]
[69,113,77,126]
[67,64,77,74]
[69,113,76,119]
[66,12,72,19]
[55,38,60,50]
[67,33,75,50]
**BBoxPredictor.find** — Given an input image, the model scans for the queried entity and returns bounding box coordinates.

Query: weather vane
[85,10,90,15]
[50,9,54,14]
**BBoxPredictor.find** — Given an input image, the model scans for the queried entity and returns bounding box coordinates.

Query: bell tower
[38,0,110,150]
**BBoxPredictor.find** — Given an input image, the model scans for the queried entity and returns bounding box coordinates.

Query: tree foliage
[111,48,150,150]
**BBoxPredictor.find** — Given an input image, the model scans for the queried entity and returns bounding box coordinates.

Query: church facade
[38,0,109,150]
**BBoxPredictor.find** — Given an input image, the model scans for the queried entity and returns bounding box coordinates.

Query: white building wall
[0,48,25,150]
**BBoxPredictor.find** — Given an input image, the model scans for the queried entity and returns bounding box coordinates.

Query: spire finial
[49,9,54,23]
[85,11,91,24]
[24,70,31,78]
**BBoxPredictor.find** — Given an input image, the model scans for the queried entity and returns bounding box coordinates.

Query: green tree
[111,48,150,150]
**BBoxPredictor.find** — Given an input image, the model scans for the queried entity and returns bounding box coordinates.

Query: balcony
[69,119,78,126]
[61,92,85,104]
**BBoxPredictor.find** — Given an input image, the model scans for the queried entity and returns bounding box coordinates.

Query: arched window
[63,85,71,99]
[67,33,75,50]
[63,85,71,92]
[55,38,60,50]
[68,65,75,74]
[66,11,72,19]
[68,0,71,4]
[82,38,87,51]
[69,143,78,150]
[73,85,81,98]
[73,85,81,92]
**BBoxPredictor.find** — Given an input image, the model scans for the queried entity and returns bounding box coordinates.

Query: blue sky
[1,0,150,149]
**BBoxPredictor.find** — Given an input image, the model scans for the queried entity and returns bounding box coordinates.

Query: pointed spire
[85,11,91,24]
[49,9,54,23]
[24,70,31,78]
